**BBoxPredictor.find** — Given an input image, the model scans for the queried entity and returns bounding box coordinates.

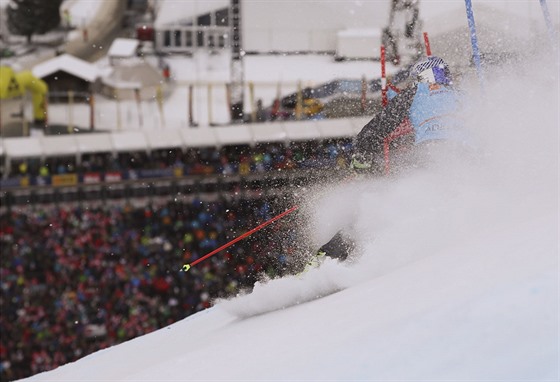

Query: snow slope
[19,41,559,381]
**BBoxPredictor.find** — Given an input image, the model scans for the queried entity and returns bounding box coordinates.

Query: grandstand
[0,118,368,209]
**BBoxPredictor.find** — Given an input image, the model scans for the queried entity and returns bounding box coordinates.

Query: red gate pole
[381,45,387,107]
[423,32,432,57]
[181,205,299,272]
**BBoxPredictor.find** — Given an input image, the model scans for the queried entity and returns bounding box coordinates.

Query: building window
[208,34,215,48]
[164,30,171,47]
[216,8,228,26]
[218,33,226,48]
[174,30,182,46]
[186,30,193,47]
[197,31,205,47]
[197,13,211,26]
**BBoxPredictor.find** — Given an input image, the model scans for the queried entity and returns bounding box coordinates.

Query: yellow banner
[52,174,78,187]
[173,167,183,178]
[19,176,30,187]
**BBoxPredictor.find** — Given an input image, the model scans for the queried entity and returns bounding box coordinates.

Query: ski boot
[302,249,327,273]
[301,231,355,274]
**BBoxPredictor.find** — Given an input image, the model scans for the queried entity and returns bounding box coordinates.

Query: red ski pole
[181,205,298,272]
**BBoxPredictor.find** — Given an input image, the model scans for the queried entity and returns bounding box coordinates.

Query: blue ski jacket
[353,81,465,166]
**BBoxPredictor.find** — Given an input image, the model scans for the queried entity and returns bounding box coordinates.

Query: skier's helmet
[410,56,452,85]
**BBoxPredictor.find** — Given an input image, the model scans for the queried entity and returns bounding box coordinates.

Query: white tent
[213,125,254,146]
[144,129,184,150]
[250,122,288,144]
[180,128,218,148]
[75,133,114,154]
[283,120,321,142]
[2,137,44,158]
[111,131,149,152]
[0,117,367,161]
[316,118,354,139]
[350,117,369,135]
[42,135,79,157]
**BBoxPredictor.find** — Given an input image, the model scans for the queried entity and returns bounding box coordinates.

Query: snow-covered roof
[154,0,229,28]
[111,131,149,152]
[144,129,183,150]
[214,125,254,146]
[2,137,43,158]
[251,122,288,143]
[32,54,99,83]
[283,120,321,142]
[41,135,79,157]
[180,128,218,148]
[1,118,363,160]
[108,38,140,58]
[316,118,354,140]
[350,117,370,135]
[75,133,113,154]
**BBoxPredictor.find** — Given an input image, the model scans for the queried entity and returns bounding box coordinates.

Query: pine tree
[7,0,64,43]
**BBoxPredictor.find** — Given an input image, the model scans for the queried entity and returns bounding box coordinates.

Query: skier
[308,55,469,267]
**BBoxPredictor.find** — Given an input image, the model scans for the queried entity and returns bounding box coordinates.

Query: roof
[111,131,149,152]
[0,118,362,159]
[316,118,354,139]
[108,38,140,58]
[144,129,183,150]
[75,133,113,153]
[283,120,321,142]
[181,128,218,148]
[2,137,43,158]
[350,117,370,135]
[32,54,99,83]
[154,0,229,28]
[214,125,253,146]
[251,122,288,143]
[102,61,163,89]
[42,135,79,157]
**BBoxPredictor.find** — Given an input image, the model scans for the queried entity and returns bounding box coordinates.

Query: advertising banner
[51,174,78,187]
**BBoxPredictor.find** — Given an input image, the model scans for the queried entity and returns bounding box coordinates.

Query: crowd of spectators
[0,137,358,381]
[0,195,306,381]
[7,139,353,180]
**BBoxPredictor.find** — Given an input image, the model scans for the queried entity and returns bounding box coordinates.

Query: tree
[7,0,64,43]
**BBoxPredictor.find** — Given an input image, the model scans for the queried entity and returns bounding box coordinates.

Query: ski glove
[350,153,372,173]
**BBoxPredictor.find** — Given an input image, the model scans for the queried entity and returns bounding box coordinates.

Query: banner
[104,172,123,182]
[138,168,174,179]
[51,174,78,187]
[83,173,102,184]
[0,178,25,189]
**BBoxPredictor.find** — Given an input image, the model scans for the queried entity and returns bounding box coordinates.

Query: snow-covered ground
[19,44,559,381]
